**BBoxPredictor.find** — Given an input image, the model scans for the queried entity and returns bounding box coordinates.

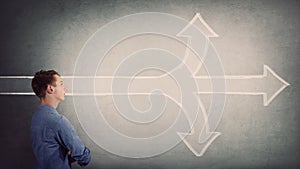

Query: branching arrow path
[0,13,290,157]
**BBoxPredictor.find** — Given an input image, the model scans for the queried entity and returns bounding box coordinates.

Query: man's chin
[62,94,66,100]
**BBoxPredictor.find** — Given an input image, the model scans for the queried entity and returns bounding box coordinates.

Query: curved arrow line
[177,13,219,76]
[178,94,221,157]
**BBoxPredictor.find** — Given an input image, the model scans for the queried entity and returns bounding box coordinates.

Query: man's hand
[68,150,76,163]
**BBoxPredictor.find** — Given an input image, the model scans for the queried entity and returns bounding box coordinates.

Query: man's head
[31,70,66,100]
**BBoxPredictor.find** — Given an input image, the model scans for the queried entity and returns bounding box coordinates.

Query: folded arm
[57,116,91,166]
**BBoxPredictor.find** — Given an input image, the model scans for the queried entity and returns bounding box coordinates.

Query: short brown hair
[31,70,60,98]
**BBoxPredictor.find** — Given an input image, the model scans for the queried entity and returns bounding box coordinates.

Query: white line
[0,92,263,96]
[0,75,171,79]
[0,92,158,96]
[0,76,33,79]
[0,92,35,95]
[195,75,263,79]
[196,92,263,95]
[194,13,219,38]
[0,75,265,79]
[67,92,160,96]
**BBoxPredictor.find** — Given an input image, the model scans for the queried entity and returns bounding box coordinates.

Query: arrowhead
[178,130,220,157]
[263,65,290,106]
[177,13,218,38]
[176,13,218,75]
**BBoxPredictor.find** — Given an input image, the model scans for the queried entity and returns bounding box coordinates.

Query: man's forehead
[53,75,62,82]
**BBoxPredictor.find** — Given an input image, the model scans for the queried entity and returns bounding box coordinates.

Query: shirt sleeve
[56,115,91,166]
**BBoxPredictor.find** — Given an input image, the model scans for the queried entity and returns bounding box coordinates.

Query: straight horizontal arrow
[0,65,289,107]
[195,65,290,106]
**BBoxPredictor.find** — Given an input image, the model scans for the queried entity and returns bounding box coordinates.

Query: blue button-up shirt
[31,105,91,169]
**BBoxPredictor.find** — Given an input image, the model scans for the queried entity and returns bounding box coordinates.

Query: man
[30,70,91,169]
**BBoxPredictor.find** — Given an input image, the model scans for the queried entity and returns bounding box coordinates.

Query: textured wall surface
[0,0,299,169]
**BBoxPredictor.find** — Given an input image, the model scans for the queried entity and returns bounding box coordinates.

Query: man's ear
[46,85,54,94]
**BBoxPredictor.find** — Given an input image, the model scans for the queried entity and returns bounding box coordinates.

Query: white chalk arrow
[195,65,290,106]
[177,97,221,157]
[175,13,290,157]
[177,13,218,75]
[0,65,289,106]
[177,64,290,157]
[0,13,290,158]
[175,12,226,157]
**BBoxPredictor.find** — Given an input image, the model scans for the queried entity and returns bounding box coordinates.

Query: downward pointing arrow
[177,98,221,157]
[179,65,290,157]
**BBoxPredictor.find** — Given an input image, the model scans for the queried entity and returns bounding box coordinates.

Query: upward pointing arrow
[178,13,219,38]
[177,13,218,75]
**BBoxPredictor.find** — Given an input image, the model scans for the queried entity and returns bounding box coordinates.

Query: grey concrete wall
[0,0,299,168]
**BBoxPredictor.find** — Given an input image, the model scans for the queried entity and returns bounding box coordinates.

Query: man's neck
[41,97,59,109]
